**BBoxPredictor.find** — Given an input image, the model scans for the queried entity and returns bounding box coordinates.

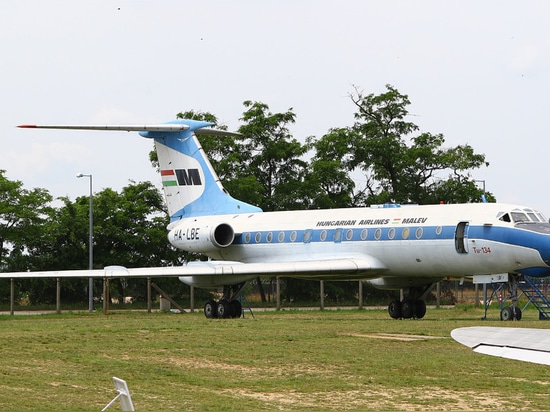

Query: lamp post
[77,173,94,312]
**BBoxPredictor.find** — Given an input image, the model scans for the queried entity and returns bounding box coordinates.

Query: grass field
[1,306,549,411]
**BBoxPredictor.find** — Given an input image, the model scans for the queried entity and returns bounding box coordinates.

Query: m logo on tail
[161,169,202,187]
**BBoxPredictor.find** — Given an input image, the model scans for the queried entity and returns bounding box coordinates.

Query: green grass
[0,307,549,411]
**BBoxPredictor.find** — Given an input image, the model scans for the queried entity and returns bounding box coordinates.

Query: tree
[15,181,187,304]
[307,128,361,209]
[238,101,311,211]
[347,84,491,204]
[0,170,53,271]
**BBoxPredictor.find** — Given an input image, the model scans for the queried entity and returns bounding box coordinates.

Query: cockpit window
[499,210,548,223]
[527,213,541,222]
[498,213,511,222]
[511,212,529,223]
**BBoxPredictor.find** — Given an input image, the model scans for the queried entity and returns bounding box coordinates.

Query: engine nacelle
[168,221,235,253]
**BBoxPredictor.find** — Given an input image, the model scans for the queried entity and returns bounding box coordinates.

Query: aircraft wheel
[231,300,242,318]
[500,306,513,321]
[217,300,233,319]
[401,299,415,319]
[388,300,402,319]
[415,300,426,319]
[511,306,522,321]
[204,300,218,319]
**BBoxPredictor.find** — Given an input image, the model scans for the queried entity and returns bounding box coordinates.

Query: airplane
[451,326,550,365]
[3,119,550,319]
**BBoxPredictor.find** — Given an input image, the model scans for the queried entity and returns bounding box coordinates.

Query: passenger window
[415,227,423,239]
[402,228,409,239]
[255,232,261,243]
[267,232,273,243]
[374,228,381,240]
[388,228,395,239]
[345,229,353,241]
[278,232,285,242]
[360,229,368,240]
[320,230,327,241]
[303,229,312,243]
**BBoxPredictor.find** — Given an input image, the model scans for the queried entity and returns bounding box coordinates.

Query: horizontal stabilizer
[451,326,550,365]
[17,124,190,132]
[16,123,242,136]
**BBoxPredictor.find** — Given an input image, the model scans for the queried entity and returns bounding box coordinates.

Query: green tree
[307,128,360,209]
[348,84,491,204]
[238,101,311,211]
[17,181,187,304]
[0,170,53,271]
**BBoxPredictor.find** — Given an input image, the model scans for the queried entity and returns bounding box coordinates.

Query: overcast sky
[2,1,550,215]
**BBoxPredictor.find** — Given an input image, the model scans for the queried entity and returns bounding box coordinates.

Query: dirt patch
[222,386,523,411]
[338,332,445,341]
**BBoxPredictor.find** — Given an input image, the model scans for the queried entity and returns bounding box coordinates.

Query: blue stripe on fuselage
[232,224,550,276]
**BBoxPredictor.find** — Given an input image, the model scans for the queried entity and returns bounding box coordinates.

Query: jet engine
[168,222,235,253]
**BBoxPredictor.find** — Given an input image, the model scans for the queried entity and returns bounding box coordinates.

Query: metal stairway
[519,276,550,320]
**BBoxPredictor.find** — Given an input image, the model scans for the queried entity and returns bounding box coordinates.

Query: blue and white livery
[9,120,550,319]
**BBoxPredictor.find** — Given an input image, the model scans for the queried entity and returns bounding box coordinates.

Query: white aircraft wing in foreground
[451,326,550,365]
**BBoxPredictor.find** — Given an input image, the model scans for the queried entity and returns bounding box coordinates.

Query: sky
[2,1,550,214]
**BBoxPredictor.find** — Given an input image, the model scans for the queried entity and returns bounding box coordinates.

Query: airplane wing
[451,326,550,366]
[0,257,385,279]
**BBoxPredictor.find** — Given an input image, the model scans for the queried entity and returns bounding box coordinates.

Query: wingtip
[17,124,37,128]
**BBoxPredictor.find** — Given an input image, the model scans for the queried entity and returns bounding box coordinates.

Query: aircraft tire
[415,300,426,319]
[511,306,522,321]
[500,306,513,321]
[204,300,218,319]
[231,300,242,318]
[388,300,402,319]
[217,300,233,319]
[401,299,415,319]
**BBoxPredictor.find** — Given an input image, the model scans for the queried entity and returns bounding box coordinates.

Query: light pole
[77,173,94,312]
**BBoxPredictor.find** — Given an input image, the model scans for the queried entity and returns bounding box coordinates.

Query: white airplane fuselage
[168,202,550,284]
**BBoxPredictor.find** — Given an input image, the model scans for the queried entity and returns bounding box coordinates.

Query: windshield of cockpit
[498,208,548,224]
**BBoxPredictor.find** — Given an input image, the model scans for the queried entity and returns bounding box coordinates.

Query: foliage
[348,84,491,204]
[0,170,53,269]
[237,101,312,211]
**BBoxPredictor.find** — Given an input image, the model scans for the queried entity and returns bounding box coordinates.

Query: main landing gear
[387,285,432,319]
[203,283,245,319]
[388,299,427,319]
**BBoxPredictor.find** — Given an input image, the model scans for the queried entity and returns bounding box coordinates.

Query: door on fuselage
[455,221,469,254]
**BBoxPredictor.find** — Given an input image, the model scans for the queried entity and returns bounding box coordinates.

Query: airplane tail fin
[18,120,261,223]
[139,120,262,223]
